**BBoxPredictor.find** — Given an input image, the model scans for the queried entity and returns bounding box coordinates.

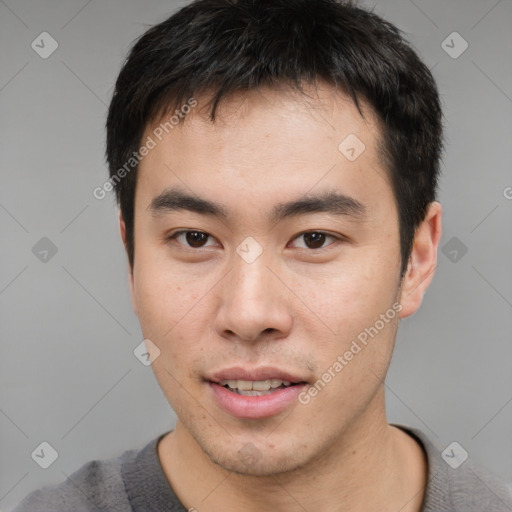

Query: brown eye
[185,231,209,247]
[291,231,338,250]
[167,230,216,248]
[303,232,327,249]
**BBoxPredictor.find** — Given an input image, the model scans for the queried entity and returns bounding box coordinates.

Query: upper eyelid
[168,230,219,246]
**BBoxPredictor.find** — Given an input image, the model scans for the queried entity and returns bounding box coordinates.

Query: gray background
[1,0,511,510]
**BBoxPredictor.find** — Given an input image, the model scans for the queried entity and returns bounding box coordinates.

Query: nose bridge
[215,245,292,341]
[228,246,275,312]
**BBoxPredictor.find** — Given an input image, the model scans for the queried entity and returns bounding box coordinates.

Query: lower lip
[209,382,306,419]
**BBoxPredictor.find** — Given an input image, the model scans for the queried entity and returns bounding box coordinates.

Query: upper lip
[207,366,307,384]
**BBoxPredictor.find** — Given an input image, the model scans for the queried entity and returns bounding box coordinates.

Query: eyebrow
[148,186,367,224]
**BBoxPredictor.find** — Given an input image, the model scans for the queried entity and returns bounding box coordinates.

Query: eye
[166,230,218,249]
[166,230,341,251]
[289,231,340,250]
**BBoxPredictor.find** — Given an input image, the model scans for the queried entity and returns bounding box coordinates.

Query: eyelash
[165,230,342,251]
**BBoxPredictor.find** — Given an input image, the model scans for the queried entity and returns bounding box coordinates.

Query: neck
[158,388,427,512]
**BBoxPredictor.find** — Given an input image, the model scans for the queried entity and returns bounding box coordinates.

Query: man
[14,0,512,510]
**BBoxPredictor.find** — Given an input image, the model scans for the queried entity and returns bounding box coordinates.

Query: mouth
[218,379,303,396]
[206,367,309,419]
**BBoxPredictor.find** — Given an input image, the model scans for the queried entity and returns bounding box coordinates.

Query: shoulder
[393,424,512,512]
[12,444,142,512]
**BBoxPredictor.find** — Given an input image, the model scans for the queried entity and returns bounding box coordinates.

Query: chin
[187,424,311,477]
[173,396,331,477]
[205,443,308,477]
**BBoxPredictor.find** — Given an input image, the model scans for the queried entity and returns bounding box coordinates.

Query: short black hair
[105,0,443,277]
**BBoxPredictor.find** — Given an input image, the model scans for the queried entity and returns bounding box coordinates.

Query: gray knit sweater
[12,424,512,511]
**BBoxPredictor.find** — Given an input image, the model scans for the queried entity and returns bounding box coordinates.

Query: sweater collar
[122,424,450,512]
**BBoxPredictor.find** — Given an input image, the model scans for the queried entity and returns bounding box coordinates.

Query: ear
[399,201,442,318]
[119,211,138,317]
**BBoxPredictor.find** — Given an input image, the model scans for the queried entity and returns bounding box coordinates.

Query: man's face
[127,84,409,475]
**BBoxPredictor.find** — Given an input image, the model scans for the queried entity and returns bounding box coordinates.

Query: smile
[219,379,297,396]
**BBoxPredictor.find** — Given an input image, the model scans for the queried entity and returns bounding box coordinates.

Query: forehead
[135,83,392,220]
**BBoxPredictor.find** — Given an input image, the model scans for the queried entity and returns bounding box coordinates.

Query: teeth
[219,379,294,391]
[252,380,271,391]
[270,379,284,388]
[237,380,253,391]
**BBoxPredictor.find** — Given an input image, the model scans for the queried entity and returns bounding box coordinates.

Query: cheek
[288,253,401,402]
[292,255,400,334]
[132,258,208,352]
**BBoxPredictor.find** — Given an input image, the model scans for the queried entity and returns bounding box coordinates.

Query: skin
[119,82,442,512]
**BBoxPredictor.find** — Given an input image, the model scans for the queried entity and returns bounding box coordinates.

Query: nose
[214,251,293,343]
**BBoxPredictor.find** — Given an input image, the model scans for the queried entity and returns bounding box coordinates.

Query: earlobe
[399,202,442,318]
[128,270,138,317]
[119,211,138,317]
